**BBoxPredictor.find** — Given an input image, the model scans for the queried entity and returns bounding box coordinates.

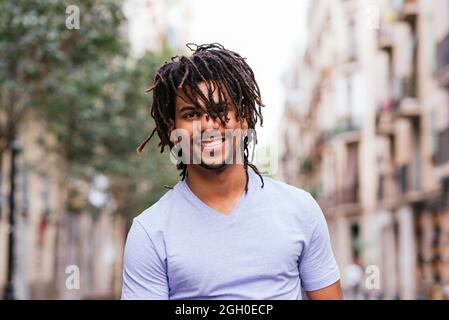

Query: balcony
[322,118,360,143]
[435,127,449,165]
[379,76,420,120]
[336,184,359,205]
[376,99,396,136]
[378,174,385,200]
[400,75,417,98]
[376,93,418,130]
[397,97,420,118]
[377,173,400,209]
[324,183,360,216]
[394,162,424,204]
[334,141,359,209]
[396,76,420,118]
[378,25,394,50]
[395,164,409,194]
[394,0,418,20]
[437,32,449,88]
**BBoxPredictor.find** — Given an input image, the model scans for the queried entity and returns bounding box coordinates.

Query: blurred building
[279,0,449,299]
[0,0,191,300]
[0,113,66,299]
[0,112,126,299]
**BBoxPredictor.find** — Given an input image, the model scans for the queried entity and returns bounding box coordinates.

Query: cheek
[171,121,195,146]
[174,119,194,135]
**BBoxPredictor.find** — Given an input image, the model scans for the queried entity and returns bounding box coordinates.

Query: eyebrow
[178,105,202,113]
[178,101,228,114]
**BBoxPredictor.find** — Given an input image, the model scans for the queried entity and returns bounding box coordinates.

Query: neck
[185,164,248,203]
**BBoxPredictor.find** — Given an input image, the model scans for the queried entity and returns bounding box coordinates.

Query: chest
[164,210,306,295]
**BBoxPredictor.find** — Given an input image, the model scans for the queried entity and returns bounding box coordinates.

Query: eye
[183,111,201,119]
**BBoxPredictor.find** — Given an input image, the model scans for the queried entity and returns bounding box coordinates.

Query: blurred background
[0,0,448,300]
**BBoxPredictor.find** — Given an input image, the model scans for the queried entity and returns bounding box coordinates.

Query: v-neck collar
[177,167,258,221]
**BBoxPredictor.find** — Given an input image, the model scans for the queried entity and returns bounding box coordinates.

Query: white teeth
[202,139,223,148]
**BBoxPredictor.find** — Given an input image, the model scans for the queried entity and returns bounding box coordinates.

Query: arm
[298,193,342,300]
[306,280,343,300]
[121,219,169,300]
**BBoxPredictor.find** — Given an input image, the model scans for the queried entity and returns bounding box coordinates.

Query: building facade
[0,112,126,299]
[279,0,449,299]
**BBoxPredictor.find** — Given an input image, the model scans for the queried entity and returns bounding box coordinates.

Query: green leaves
[1,0,179,221]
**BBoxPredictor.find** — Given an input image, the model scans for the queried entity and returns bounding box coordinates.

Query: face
[170,81,249,171]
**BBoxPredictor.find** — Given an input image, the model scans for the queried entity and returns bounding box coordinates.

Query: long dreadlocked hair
[137,43,265,192]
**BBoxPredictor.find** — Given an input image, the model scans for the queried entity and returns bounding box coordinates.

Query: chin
[198,161,227,171]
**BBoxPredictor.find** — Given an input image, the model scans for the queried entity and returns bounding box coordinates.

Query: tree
[44,48,180,224]
[0,0,179,225]
[0,0,126,151]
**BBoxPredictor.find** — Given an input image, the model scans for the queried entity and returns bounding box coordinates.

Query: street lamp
[3,139,21,300]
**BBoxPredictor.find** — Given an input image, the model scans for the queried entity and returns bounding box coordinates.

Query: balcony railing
[395,164,410,194]
[322,118,360,142]
[394,161,423,196]
[375,94,419,134]
[378,174,385,200]
[340,184,359,204]
[376,97,397,119]
[378,171,402,202]
[393,0,418,20]
[437,32,449,88]
[435,127,449,165]
[401,75,417,98]
[392,76,417,100]
[326,180,359,206]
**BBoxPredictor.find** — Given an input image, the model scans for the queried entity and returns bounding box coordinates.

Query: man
[121,43,343,300]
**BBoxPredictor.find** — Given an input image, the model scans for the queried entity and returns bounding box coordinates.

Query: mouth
[200,137,225,151]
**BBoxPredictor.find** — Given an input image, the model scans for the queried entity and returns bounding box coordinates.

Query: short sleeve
[121,219,169,299]
[298,193,341,292]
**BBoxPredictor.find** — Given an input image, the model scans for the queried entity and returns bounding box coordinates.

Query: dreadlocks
[137,43,265,192]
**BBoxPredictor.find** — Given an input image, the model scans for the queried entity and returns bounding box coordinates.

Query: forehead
[175,81,231,110]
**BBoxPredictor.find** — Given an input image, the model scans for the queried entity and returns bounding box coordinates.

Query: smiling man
[121,43,343,300]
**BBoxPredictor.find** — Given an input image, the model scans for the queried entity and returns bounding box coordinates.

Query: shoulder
[259,176,324,225]
[261,176,317,208]
[132,186,180,236]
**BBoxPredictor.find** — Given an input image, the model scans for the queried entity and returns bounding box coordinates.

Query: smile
[201,137,225,150]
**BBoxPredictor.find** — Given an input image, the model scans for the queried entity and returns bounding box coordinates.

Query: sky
[182,0,309,146]
[124,0,309,148]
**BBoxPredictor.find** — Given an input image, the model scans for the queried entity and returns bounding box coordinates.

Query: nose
[201,113,220,130]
